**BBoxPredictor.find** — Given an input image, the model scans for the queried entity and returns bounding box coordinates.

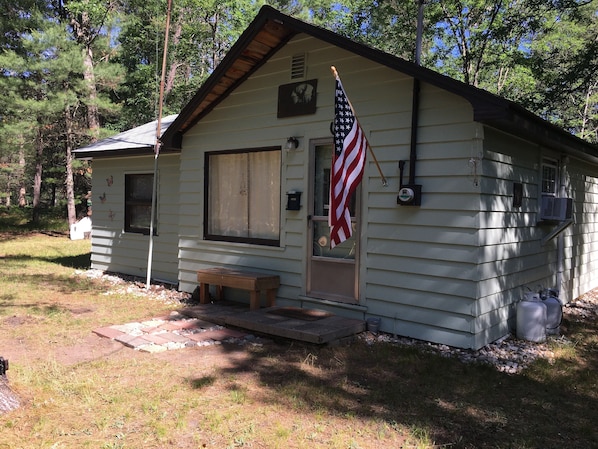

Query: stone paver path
[93,312,252,353]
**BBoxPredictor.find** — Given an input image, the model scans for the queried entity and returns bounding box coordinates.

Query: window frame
[204,146,282,247]
[124,172,157,235]
[541,158,559,197]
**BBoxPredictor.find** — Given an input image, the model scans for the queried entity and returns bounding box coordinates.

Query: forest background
[0,0,597,225]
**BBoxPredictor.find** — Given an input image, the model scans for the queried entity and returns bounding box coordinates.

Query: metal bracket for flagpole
[330,66,388,187]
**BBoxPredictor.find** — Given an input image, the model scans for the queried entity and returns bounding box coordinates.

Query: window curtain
[248,151,280,239]
[209,153,247,237]
[208,150,280,240]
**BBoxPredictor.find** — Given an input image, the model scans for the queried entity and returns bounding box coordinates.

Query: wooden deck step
[180,303,365,344]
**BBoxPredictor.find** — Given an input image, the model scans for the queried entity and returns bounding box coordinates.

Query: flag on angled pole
[329,67,368,249]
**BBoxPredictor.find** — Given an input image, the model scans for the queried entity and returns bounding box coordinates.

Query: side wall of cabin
[563,157,598,301]
[477,128,598,348]
[89,154,180,284]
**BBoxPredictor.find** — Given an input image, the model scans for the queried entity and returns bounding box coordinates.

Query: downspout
[557,234,564,296]
[410,0,423,185]
[397,0,423,206]
[411,0,424,185]
[409,79,420,186]
[556,156,569,295]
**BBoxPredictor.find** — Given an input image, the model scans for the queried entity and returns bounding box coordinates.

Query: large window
[205,147,281,246]
[125,173,155,234]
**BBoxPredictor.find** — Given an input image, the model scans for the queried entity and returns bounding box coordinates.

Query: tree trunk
[164,15,183,97]
[579,81,597,141]
[65,104,77,225]
[69,9,100,143]
[32,127,43,223]
[83,43,99,143]
[18,136,26,207]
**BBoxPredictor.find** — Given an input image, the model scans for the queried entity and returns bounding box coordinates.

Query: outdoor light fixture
[285,137,299,150]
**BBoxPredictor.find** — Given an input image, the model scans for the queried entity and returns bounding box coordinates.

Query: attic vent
[290,54,306,79]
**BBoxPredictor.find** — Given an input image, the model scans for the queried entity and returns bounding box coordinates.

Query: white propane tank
[543,294,563,335]
[516,292,547,343]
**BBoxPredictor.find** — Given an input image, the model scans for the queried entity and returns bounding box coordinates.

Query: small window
[125,173,156,234]
[205,147,281,246]
[541,159,558,196]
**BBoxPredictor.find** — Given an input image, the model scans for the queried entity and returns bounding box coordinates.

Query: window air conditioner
[541,196,573,221]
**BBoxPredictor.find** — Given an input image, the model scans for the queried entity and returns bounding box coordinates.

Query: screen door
[307,141,359,303]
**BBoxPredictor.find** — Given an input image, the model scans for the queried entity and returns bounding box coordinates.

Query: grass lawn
[0,232,597,449]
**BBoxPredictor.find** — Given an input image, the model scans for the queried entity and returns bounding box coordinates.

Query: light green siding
[89,154,180,283]
[476,127,598,347]
[177,34,489,348]
[563,158,598,300]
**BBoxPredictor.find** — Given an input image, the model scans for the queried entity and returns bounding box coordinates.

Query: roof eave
[160,6,516,150]
[73,147,181,160]
[161,7,299,149]
[477,103,598,160]
[161,5,598,158]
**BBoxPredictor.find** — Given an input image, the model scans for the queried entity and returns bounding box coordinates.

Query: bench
[197,268,280,310]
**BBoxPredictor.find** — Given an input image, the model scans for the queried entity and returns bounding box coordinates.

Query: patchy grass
[0,233,597,448]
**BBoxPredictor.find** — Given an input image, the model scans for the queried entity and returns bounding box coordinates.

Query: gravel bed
[77,269,192,304]
[359,332,562,374]
[361,293,598,374]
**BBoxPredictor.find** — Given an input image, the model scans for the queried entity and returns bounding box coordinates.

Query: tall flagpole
[330,66,388,186]
[146,0,173,289]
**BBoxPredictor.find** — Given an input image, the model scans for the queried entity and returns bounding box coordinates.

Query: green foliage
[0,206,68,232]
[0,0,596,212]
[0,0,121,217]
[114,0,261,128]
[306,0,597,143]
[523,1,598,141]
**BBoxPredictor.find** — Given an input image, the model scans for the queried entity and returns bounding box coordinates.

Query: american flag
[329,76,367,248]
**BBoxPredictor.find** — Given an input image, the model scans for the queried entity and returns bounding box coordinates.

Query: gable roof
[74,114,178,159]
[161,5,598,162]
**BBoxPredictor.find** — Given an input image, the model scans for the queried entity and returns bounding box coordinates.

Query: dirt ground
[0,279,264,370]
[2,265,598,448]
[3,268,598,378]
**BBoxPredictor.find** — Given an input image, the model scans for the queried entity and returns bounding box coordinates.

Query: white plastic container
[543,295,562,335]
[516,292,547,343]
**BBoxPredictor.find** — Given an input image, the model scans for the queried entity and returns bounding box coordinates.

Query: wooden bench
[197,268,280,310]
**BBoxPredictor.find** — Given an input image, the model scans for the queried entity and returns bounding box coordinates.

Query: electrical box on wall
[397,184,422,206]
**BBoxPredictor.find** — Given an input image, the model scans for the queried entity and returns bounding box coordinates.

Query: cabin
[74,6,598,349]
[74,114,180,283]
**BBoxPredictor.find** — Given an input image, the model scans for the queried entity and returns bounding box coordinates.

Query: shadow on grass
[191,321,597,449]
[0,252,90,270]
[0,272,98,299]
[50,252,91,269]
[189,376,217,389]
